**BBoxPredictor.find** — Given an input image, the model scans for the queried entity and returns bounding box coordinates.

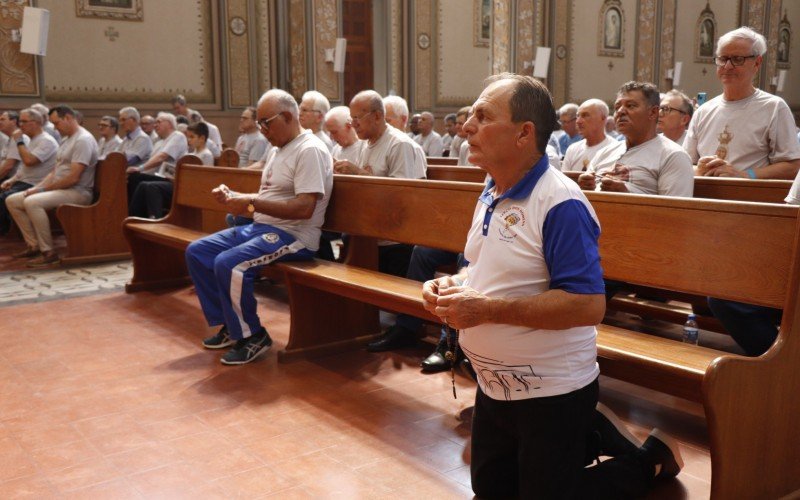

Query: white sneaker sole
[596,402,643,449]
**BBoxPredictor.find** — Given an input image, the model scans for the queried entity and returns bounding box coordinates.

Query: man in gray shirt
[235,106,269,167]
[118,106,153,167]
[97,116,122,160]
[6,105,97,267]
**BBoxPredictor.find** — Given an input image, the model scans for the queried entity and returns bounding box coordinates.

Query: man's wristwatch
[16,140,25,147]
[247,195,256,213]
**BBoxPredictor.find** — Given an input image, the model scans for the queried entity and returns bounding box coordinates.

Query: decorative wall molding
[389,0,403,95]
[634,0,656,83]
[414,0,433,109]
[777,9,791,69]
[516,0,535,74]
[0,0,39,97]
[312,0,339,100]
[598,0,625,57]
[491,0,511,74]
[765,0,783,89]
[255,0,273,93]
[288,0,308,98]
[553,0,570,105]
[695,2,717,64]
[225,0,252,107]
[659,0,676,90]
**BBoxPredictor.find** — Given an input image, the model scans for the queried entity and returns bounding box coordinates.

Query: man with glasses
[118,107,153,168]
[299,90,334,153]
[1,109,58,235]
[235,106,269,167]
[556,103,582,156]
[685,27,800,180]
[577,81,693,197]
[96,116,122,160]
[657,90,693,145]
[140,115,158,143]
[185,89,332,365]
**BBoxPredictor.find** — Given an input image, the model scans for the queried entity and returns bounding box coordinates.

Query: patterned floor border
[0,261,132,308]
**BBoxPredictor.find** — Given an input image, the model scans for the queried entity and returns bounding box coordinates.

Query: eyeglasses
[350,110,374,123]
[714,55,758,67]
[658,106,687,116]
[98,123,110,128]
[257,113,282,131]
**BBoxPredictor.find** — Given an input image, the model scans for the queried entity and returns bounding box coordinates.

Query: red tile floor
[0,247,715,497]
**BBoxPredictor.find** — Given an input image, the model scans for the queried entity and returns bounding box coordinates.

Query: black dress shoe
[366,325,416,352]
[420,350,452,373]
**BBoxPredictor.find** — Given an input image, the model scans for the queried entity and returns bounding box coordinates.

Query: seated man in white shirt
[578,81,693,197]
[657,90,692,145]
[408,113,421,138]
[450,106,471,164]
[442,113,457,156]
[299,90,334,152]
[562,99,615,172]
[325,106,364,164]
[235,106,269,167]
[383,95,410,132]
[413,111,444,157]
[334,90,426,277]
[96,116,122,160]
[685,27,800,180]
[118,107,153,168]
[141,115,158,143]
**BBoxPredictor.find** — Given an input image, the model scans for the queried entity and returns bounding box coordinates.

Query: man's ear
[518,121,536,147]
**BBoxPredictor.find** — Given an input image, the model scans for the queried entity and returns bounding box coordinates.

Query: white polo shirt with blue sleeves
[461,154,605,402]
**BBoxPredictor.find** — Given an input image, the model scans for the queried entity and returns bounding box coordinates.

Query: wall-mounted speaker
[20,7,50,56]
[333,38,347,73]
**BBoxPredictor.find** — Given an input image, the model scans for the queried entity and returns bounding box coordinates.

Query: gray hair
[31,103,50,122]
[421,111,434,121]
[484,73,557,153]
[579,98,609,119]
[156,112,178,130]
[352,90,385,114]
[119,106,140,123]
[258,89,299,119]
[618,81,661,108]
[558,103,579,119]
[665,89,694,118]
[101,115,119,132]
[21,107,43,125]
[717,26,767,56]
[382,95,408,119]
[301,90,330,114]
[444,113,457,124]
[325,106,351,127]
[171,94,187,106]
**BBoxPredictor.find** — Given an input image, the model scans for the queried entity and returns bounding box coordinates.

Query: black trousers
[129,179,173,218]
[471,379,653,499]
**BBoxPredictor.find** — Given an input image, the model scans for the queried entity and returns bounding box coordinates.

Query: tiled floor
[0,253,714,498]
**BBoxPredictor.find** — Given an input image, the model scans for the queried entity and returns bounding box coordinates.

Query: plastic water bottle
[683,314,699,345]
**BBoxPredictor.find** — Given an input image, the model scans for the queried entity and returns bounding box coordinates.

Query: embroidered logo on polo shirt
[262,233,280,244]
[498,206,526,241]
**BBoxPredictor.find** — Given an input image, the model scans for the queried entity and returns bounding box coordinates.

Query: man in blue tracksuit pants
[185,89,333,365]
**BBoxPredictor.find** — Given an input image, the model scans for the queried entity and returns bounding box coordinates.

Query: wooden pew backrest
[426,165,487,183]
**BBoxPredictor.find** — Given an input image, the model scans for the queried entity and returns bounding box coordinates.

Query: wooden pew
[275,176,800,499]
[215,148,240,168]
[426,165,486,183]
[426,156,458,166]
[123,164,259,292]
[561,170,792,204]
[57,152,130,265]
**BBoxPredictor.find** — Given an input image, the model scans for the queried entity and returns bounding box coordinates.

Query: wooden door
[342,0,373,104]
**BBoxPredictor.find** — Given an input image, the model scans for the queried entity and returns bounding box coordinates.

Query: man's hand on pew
[212,183,254,216]
[696,155,742,177]
[577,172,597,190]
[598,176,629,192]
[333,159,372,176]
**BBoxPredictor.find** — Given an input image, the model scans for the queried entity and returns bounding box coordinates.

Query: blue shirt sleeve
[542,199,605,294]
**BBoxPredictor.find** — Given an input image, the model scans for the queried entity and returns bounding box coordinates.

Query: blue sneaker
[220,328,272,365]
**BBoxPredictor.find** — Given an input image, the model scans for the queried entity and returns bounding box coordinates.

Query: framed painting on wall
[76,0,143,21]
[777,13,791,69]
[695,3,716,63]
[473,0,490,48]
[597,0,624,57]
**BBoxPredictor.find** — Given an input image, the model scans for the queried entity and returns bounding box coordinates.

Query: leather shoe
[420,350,451,373]
[366,325,416,352]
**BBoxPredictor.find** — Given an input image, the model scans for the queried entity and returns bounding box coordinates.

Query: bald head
[349,90,387,143]
[576,99,609,144]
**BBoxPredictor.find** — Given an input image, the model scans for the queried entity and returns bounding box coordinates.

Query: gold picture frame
[473,0,491,48]
[597,0,624,58]
[695,2,716,64]
[76,0,143,22]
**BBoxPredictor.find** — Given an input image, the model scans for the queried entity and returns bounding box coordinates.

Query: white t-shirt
[54,127,98,196]
[314,130,334,153]
[16,132,58,186]
[205,122,223,157]
[450,136,465,162]
[588,135,694,197]
[561,136,615,172]
[458,140,473,166]
[120,127,153,167]
[235,131,269,167]
[0,132,8,161]
[97,135,122,160]
[254,132,333,251]
[442,133,454,155]
[191,147,214,166]
[154,131,188,179]
[415,131,444,157]
[357,126,426,179]
[331,140,365,164]
[786,171,800,205]
[2,133,27,179]
[684,89,800,171]
[461,155,604,401]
